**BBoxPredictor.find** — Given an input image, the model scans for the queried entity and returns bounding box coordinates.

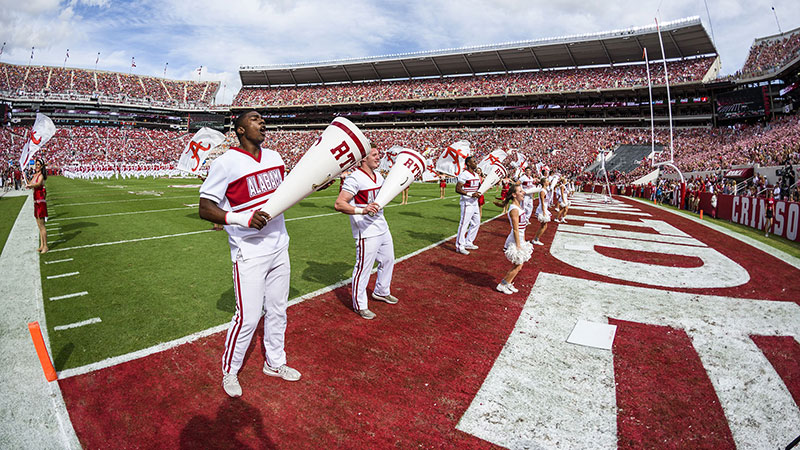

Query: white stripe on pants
[222,248,290,374]
[352,231,394,311]
[456,200,480,250]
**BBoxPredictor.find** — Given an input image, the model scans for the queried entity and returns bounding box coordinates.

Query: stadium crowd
[234,57,715,107]
[0,63,219,106]
[740,28,800,76]
[2,114,798,181]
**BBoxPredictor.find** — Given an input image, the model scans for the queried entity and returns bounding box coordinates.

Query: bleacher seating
[0,62,219,107]
[233,57,715,107]
[740,28,800,76]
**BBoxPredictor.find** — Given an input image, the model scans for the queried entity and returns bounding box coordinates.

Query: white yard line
[45,258,73,264]
[58,211,503,379]
[49,206,192,222]
[51,195,200,208]
[53,318,101,331]
[46,272,79,279]
[49,292,89,301]
[49,195,464,253]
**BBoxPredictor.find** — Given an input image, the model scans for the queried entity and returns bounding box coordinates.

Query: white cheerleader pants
[222,247,290,374]
[352,231,395,311]
[456,199,481,251]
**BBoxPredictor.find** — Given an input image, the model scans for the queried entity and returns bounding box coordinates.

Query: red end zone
[58,195,800,448]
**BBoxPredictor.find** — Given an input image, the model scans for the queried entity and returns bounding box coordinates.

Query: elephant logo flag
[435,140,471,176]
[477,149,508,174]
[177,127,226,174]
[19,113,56,168]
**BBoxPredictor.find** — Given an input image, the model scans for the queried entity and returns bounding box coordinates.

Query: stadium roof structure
[239,16,716,87]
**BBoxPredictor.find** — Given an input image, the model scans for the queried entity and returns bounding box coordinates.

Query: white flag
[513,152,529,179]
[378,145,401,172]
[19,113,56,168]
[435,140,471,176]
[477,149,508,174]
[422,157,439,182]
[177,127,226,174]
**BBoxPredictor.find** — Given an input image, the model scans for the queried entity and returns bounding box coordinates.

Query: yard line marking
[54,317,101,331]
[57,210,504,379]
[50,239,64,243]
[48,206,193,222]
[49,230,214,252]
[50,291,88,301]
[49,195,463,252]
[45,258,73,264]
[51,195,199,208]
[584,223,610,229]
[47,272,79,279]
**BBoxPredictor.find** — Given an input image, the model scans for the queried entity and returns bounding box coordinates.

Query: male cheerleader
[518,166,536,224]
[199,110,301,398]
[334,146,399,320]
[455,156,481,255]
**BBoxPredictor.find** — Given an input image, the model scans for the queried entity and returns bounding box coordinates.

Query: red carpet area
[58,195,800,449]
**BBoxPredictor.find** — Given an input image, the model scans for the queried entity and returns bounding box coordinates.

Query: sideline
[0,194,80,449]
[626,196,800,269]
[58,211,503,379]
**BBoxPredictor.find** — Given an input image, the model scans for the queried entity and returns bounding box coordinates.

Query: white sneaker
[372,293,399,304]
[496,283,513,294]
[532,240,544,246]
[357,309,376,320]
[465,244,479,250]
[263,363,301,381]
[222,372,242,397]
[456,248,470,255]
[507,283,519,293]
[561,219,567,224]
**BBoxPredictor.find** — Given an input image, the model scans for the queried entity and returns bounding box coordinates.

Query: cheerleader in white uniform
[532,177,551,246]
[495,184,533,294]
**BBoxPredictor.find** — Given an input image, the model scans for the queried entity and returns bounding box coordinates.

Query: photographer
[779,160,796,201]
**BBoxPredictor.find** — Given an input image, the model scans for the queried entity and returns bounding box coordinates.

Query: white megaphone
[477,163,507,195]
[261,117,370,218]
[373,147,425,209]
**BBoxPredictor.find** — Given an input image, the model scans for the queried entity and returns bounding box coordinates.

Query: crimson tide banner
[699,193,800,242]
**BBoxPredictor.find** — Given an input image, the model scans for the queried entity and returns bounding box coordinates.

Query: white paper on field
[566,320,617,350]
[563,243,592,251]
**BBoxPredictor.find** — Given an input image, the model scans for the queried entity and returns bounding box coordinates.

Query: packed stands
[740,27,800,76]
[233,57,715,107]
[0,62,219,107]
[2,115,797,184]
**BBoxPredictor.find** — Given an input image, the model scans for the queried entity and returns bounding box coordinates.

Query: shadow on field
[58,221,98,232]
[430,262,493,288]
[54,343,74,371]
[397,211,423,218]
[179,397,276,449]
[216,287,235,313]
[301,260,351,285]
[406,230,444,242]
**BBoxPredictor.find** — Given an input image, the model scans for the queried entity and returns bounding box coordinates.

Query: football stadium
[1,6,800,449]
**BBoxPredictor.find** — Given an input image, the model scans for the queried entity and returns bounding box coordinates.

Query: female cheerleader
[27,159,49,253]
[495,184,533,294]
[531,177,551,246]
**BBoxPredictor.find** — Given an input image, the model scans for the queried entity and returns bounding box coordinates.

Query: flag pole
[644,48,655,164]
[655,18,674,163]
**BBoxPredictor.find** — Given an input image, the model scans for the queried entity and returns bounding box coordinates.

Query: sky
[0,0,798,104]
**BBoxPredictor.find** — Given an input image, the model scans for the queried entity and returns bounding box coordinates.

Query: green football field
[39,176,505,370]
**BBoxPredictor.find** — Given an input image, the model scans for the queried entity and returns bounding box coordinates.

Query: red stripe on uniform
[332,120,367,159]
[223,262,244,373]
[610,318,735,448]
[352,237,364,310]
